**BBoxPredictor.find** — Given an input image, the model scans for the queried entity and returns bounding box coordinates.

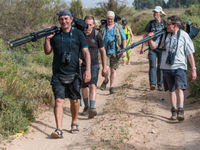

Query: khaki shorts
[107,54,120,69]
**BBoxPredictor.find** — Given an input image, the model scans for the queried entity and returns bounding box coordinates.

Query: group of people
[44,9,132,137]
[44,6,197,138]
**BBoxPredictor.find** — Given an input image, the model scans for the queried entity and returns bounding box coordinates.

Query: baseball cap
[122,19,128,25]
[153,6,166,16]
[57,9,73,17]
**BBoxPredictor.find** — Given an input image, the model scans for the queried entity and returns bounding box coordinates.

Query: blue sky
[65,0,134,8]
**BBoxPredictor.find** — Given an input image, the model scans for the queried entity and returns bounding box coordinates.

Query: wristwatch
[192,66,197,70]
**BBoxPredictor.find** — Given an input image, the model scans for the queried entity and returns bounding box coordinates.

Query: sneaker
[171,107,177,120]
[109,87,115,94]
[177,108,184,121]
[80,107,89,116]
[100,80,109,90]
[150,85,156,90]
[157,85,163,91]
[51,129,63,138]
[88,108,97,119]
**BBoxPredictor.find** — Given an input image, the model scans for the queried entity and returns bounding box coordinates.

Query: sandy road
[1,35,200,150]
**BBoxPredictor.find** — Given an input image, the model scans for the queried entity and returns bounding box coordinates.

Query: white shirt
[155,30,195,70]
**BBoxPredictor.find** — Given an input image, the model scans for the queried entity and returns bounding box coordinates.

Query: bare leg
[169,91,177,107]
[82,87,88,100]
[70,99,80,124]
[176,88,184,106]
[104,66,109,82]
[110,67,116,87]
[89,84,96,101]
[54,98,64,129]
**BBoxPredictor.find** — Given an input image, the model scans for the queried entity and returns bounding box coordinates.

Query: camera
[166,51,176,65]
[62,51,71,64]
[107,40,114,50]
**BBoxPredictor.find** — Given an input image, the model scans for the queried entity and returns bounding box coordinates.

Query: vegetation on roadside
[0,0,200,141]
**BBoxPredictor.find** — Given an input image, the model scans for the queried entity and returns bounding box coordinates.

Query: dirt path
[1,35,200,150]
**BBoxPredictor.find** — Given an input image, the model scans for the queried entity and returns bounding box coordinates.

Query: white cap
[106,11,115,18]
[153,6,166,16]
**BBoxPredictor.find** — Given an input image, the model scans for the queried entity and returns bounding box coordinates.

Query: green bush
[188,34,200,99]
[0,43,53,137]
[0,88,34,136]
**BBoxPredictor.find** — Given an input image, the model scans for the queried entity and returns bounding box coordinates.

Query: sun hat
[106,11,115,18]
[153,6,166,16]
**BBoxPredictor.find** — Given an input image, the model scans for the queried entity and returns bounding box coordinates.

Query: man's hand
[121,52,126,58]
[46,32,55,40]
[140,48,145,54]
[102,66,108,77]
[191,69,197,81]
[84,70,91,83]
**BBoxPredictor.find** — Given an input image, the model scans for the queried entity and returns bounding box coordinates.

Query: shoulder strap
[94,29,99,39]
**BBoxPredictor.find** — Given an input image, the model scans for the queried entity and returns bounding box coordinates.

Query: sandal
[51,128,63,138]
[71,123,79,134]
[100,79,109,90]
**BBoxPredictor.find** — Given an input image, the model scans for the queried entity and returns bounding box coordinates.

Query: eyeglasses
[166,23,173,26]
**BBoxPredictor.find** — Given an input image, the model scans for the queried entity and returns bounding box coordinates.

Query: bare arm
[82,47,91,83]
[121,40,127,58]
[140,32,148,54]
[128,26,134,44]
[188,54,197,80]
[44,33,55,55]
[99,47,108,77]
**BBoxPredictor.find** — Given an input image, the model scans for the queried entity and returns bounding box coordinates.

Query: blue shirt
[104,25,126,54]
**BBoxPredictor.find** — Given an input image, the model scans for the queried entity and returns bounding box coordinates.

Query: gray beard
[154,16,161,21]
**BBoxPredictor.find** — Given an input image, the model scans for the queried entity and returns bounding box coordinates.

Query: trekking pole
[117,30,166,56]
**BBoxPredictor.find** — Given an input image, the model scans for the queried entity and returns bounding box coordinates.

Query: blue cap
[122,19,128,25]
[57,10,73,17]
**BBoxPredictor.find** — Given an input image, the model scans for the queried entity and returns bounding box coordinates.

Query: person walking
[148,15,197,121]
[80,15,107,118]
[100,10,126,94]
[44,10,91,137]
[121,19,134,65]
[140,6,166,91]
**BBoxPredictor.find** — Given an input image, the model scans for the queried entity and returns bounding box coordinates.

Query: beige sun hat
[153,6,166,16]
[106,11,115,18]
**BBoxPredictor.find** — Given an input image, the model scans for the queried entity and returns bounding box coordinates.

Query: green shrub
[188,34,200,99]
[0,88,34,136]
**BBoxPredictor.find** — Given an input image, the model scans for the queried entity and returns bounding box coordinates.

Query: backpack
[100,23,122,52]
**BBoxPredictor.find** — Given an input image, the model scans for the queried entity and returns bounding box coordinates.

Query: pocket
[59,74,76,84]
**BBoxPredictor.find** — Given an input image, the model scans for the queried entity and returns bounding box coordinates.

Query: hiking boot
[150,85,156,91]
[80,107,88,116]
[100,80,109,90]
[177,108,184,121]
[88,108,97,119]
[109,87,115,94]
[171,107,177,120]
[51,129,63,138]
[157,85,163,91]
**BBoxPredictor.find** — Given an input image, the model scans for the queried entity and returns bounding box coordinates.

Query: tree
[70,0,84,19]
[95,0,126,18]
[132,0,165,10]
[0,0,67,40]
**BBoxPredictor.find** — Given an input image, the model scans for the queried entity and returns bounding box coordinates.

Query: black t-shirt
[145,19,166,32]
[81,29,104,66]
[50,28,88,75]
[145,19,166,41]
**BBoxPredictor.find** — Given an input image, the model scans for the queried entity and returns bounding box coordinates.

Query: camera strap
[169,29,181,55]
